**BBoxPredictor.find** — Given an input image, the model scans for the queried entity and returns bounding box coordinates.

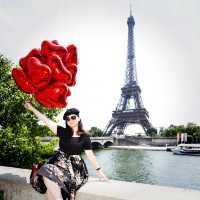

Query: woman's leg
[46,190,54,200]
[43,176,63,200]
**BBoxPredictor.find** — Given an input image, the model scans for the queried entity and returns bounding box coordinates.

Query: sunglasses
[66,115,78,121]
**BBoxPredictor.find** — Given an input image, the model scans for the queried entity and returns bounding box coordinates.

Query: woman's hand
[96,169,109,182]
[84,150,109,182]
[24,100,33,111]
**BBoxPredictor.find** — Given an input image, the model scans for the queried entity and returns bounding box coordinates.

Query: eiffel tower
[103,9,152,136]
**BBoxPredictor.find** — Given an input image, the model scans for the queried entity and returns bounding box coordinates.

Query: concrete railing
[0,166,200,200]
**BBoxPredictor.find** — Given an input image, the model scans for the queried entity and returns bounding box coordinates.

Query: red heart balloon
[12,68,36,93]
[52,40,59,45]
[27,57,52,90]
[13,40,78,109]
[35,83,71,108]
[65,44,78,65]
[66,64,77,86]
[47,53,72,83]
[19,48,41,73]
[41,40,66,60]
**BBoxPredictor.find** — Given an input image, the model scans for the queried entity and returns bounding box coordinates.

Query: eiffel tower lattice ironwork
[103,10,152,136]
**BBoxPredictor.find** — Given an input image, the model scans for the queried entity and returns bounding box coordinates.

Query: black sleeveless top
[56,125,92,155]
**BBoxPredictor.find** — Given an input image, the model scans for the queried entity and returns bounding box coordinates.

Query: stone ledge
[0,166,30,184]
[0,166,200,200]
[78,179,200,200]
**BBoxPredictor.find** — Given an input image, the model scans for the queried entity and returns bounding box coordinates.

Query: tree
[185,122,198,135]
[0,54,61,168]
[89,126,103,137]
[159,123,200,142]
[146,127,157,137]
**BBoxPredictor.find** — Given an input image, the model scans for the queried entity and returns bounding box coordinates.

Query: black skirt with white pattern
[35,150,89,200]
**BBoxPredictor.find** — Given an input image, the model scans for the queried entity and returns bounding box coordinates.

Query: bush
[0,54,60,169]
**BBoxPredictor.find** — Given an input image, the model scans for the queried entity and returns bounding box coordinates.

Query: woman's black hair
[65,120,86,137]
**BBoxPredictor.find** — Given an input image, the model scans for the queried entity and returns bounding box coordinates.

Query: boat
[172,143,200,156]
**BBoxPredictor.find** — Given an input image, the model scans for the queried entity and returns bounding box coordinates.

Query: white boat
[172,144,200,156]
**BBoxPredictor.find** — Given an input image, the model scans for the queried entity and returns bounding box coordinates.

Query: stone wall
[0,180,45,200]
[115,136,177,146]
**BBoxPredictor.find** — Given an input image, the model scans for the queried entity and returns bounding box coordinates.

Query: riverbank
[110,145,175,151]
[0,166,200,200]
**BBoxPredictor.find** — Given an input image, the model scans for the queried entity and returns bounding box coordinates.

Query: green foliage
[160,123,200,142]
[146,127,157,136]
[39,137,59,159]
[34,125,56,137]
[89,126,103,137]
[0,54,60,168]
[0,127,58,168]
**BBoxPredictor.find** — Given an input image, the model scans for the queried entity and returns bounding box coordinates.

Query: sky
[1,0,200,133]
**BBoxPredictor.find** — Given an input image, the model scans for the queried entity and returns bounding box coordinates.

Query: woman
[24,101,108,200]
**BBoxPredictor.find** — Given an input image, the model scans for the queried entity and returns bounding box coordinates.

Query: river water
[83,148,200,190]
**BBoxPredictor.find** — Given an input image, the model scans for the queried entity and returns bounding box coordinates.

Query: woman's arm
[84,150,109,181]
[24,101,57,135]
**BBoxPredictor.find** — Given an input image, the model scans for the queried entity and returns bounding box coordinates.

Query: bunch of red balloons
[12,40,78,108]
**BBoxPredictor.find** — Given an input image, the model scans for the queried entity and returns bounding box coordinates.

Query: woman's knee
[43,177,63,199]
[43,177,56,189]
[43,176,49,186]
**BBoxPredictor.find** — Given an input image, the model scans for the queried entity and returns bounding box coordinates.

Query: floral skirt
[33,150,89,200]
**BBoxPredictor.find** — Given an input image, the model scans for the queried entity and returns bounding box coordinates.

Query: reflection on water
[83,149,200,190]
[107,150,153,183]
